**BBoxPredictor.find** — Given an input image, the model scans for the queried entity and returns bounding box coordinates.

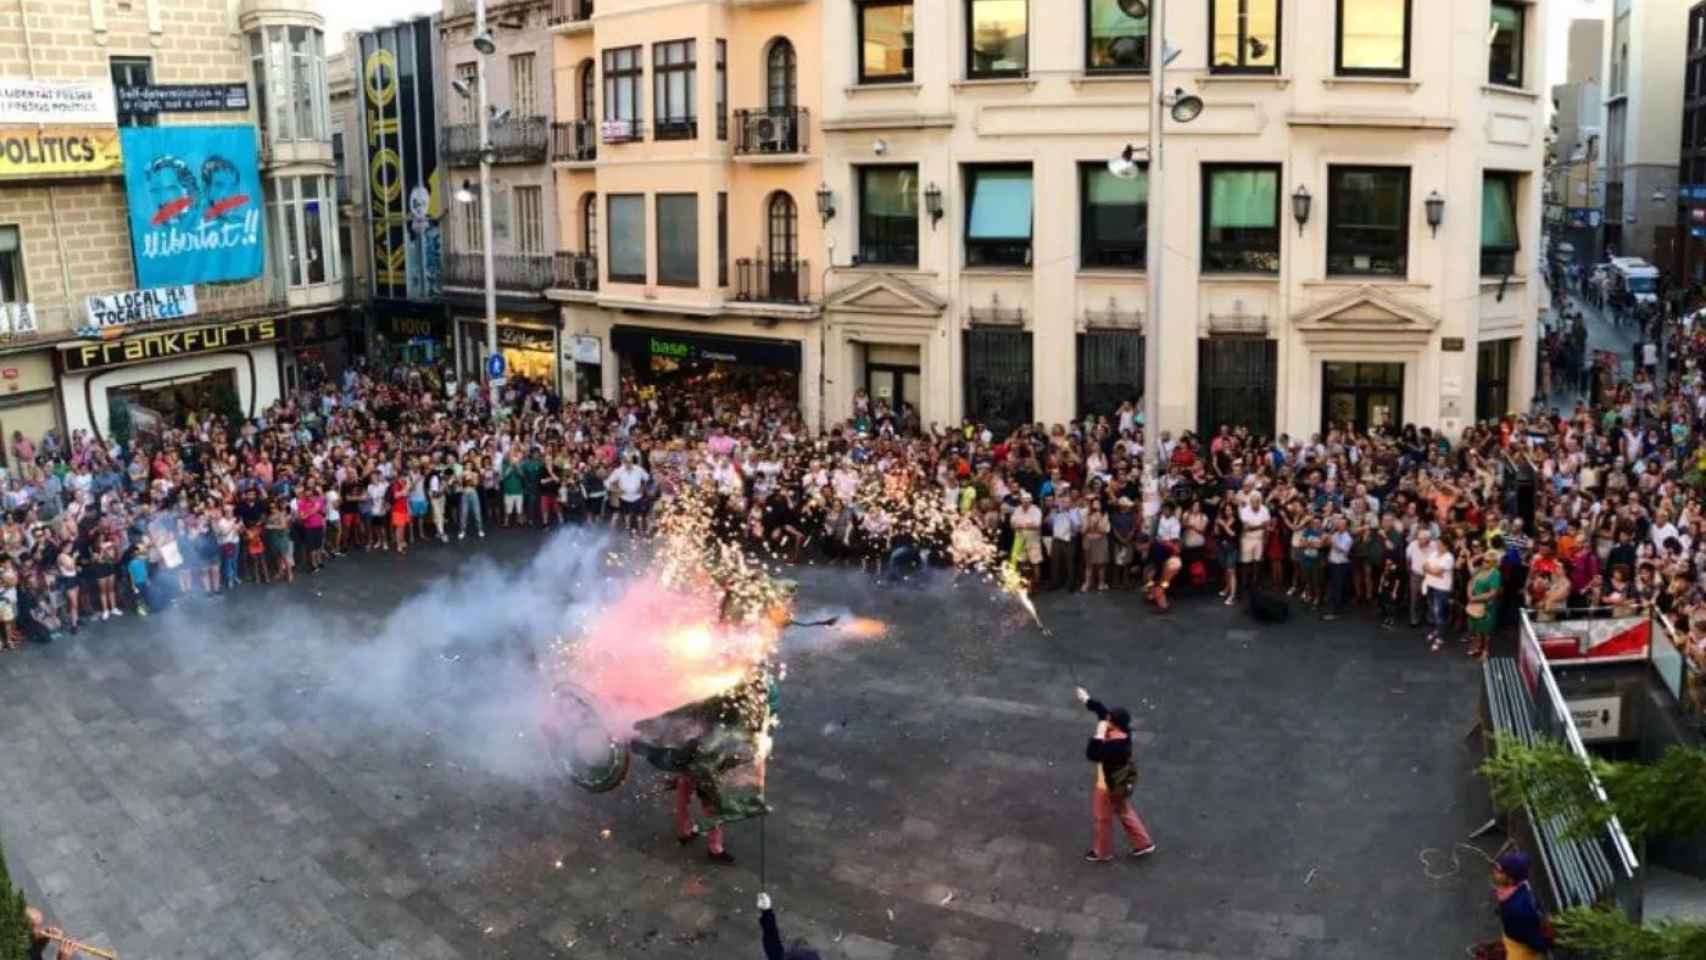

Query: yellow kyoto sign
[0,126,121,178]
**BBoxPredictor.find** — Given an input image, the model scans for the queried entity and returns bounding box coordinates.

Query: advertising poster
[118,125,265,287]
[359,17,442,301]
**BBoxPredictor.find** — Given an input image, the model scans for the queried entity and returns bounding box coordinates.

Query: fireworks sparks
[837,617,889,639]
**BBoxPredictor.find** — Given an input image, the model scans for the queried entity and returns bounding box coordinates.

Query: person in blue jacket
[756,893,820,960]
[1491,852,1551,959]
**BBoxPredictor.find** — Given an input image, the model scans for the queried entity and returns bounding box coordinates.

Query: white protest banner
[0,78,117,126]
[83,285,198,333]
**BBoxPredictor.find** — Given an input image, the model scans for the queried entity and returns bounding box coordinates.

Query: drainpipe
[18,1,75,313]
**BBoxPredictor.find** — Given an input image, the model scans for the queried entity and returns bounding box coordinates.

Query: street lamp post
[1143,0,1165,503]
[475,0,500,420]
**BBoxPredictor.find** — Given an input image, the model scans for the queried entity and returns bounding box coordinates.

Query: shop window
[1336,0,1410,77]
[269,175,341,288]
[0,226,25,304]
[967,0,1028,79]
[607,194,645,283]
[1086,0,1147,73]
[1481,172,1520,277]
[1326,165,1410,277]
[964,164,1033,267]
[1202,163,1280,273]
[1488,1,1523,88]
[1080,161,1144,269]
[515,186,544,255]
[110,57,156,127]
[858,165,919,266]
[510,53,538,118]
[657,193,698,286]
[653,39,696,140]
[603,46,642,129]
[857,1,914,84]
[1210,0,1279,74]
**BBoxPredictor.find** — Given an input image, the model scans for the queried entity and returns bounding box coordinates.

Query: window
[607,194,645,282]
[964,164,1033,267]
[1201,164,1280,273]
[1086,0,1148,72]
[269,175,341,288]
[768,39,797,108]
[858,1,914,84]
[657,194,698,286]
[1481,172,1519,276]
[462,194,483,252]
[718,192,729,287]
[967,0,1028,79]
[1210,0,1279,74]
[578,60,595,121]
[249,25,328,143]
[1335,0,1410,77]
[858,165,919,266]
[1326,165,1410,277]
[582,193,598,257]
[1080,162,1144,269]
[768,192,798,263]
[515,186,544,255]
[1488,1,1523,87]
[110,57,156,127]
[716,40,728,140]
[0,227,26,304]
[603,46,642,130]
[653,40,696,140]
[457,63,479,123]
[510,53,537,118]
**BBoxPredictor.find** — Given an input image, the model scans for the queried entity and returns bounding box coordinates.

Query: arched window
[583,193,598,257]
[766,39,796,109]
[767,191,797,262]
[578,59,596,121]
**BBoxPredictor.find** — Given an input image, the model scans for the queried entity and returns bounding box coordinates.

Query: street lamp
[1116,0,1200,516]
[815,183,836,225]
[1291,185,1312,235]
[1425,190,1446,237]
[474,1,500,418]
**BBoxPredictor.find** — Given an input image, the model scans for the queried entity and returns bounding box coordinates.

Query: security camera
[873,138,888,156]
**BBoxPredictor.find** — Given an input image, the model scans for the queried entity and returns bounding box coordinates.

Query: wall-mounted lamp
[472,30,496,55]
[455,179,475,204]
[924,182,944,228]
[451,78,473,100]
[815,182,835,225]
[1291,185,1312,235]
[1424,190,1445,237]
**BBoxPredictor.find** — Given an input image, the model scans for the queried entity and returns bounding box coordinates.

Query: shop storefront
[0,348,62,466]
[283,310,348,393]
[57,317,283,440]
[566,334,603,402]
[371,306,449,367]
[609,325,803,398]
[457,316,560,388]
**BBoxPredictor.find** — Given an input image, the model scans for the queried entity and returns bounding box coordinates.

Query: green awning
[1482,175,1518,249]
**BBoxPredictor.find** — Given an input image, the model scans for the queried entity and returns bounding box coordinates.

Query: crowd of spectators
[0,295,1702,709]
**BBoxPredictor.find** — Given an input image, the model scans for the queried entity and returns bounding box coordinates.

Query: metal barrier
[1654,613,1706,730]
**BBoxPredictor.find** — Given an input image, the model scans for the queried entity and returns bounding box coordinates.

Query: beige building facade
[540,0,1542,439]
[0,0,345,448]
[1602,0,1690,265]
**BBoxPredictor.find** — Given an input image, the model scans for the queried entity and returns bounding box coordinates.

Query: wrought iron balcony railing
[444,116,550,166]
[442,252,555,292]
[552,252,599,291]
[551,120,598,162]
[735,257,810,304]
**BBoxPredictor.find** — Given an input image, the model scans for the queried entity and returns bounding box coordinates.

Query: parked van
[1611,258,1661,304]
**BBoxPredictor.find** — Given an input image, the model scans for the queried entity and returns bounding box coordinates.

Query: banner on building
[0,78,116,125]
[118,125,264,287]
[0,127,122,178]
[116,83,249,116]
[82,284,198,335]
[358,17,442,302]
[0,303,38,337]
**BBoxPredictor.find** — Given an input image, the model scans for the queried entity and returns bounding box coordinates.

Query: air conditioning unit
[600,119,633,143]
[758,115,793,153]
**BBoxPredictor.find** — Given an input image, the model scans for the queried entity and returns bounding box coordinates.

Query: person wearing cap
[756,893,820,960]
[1075,686,1156,863]
[1488,852,1551,959]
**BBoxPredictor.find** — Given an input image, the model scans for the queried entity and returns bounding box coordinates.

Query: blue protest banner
[119,125,265,287]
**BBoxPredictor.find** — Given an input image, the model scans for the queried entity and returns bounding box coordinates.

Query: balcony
[444,117,550,166]
[548,0,591,27]
[551,120,597,163]
[735,257,810,304]
[734,107,809,159]
[442,252,555,292]
[653,116,697,141]
[599,118,646,144]
[552,252,599,292]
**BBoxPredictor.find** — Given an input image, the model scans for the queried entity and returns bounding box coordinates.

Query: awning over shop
[610,326,802,370]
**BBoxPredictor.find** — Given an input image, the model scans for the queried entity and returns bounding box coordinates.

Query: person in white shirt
[1323,517,1354,620]
[1237,492,1270,586]
[1011,491,1044,588]
[1421,536,1455,650]
[607,456,651,535]
[1405,527,1432,629]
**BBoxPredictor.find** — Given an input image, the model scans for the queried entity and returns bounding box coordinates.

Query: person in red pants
[673,772,734,864]
[1076,686,1157,863]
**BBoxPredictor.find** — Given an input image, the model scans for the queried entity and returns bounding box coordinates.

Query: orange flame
[838,617,889,639]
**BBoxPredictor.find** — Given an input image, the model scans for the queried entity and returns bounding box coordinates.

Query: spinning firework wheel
[545,683,630,793]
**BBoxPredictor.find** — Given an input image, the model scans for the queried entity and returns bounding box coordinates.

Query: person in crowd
[1487,852,1552,960]
[756,893,820,960]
